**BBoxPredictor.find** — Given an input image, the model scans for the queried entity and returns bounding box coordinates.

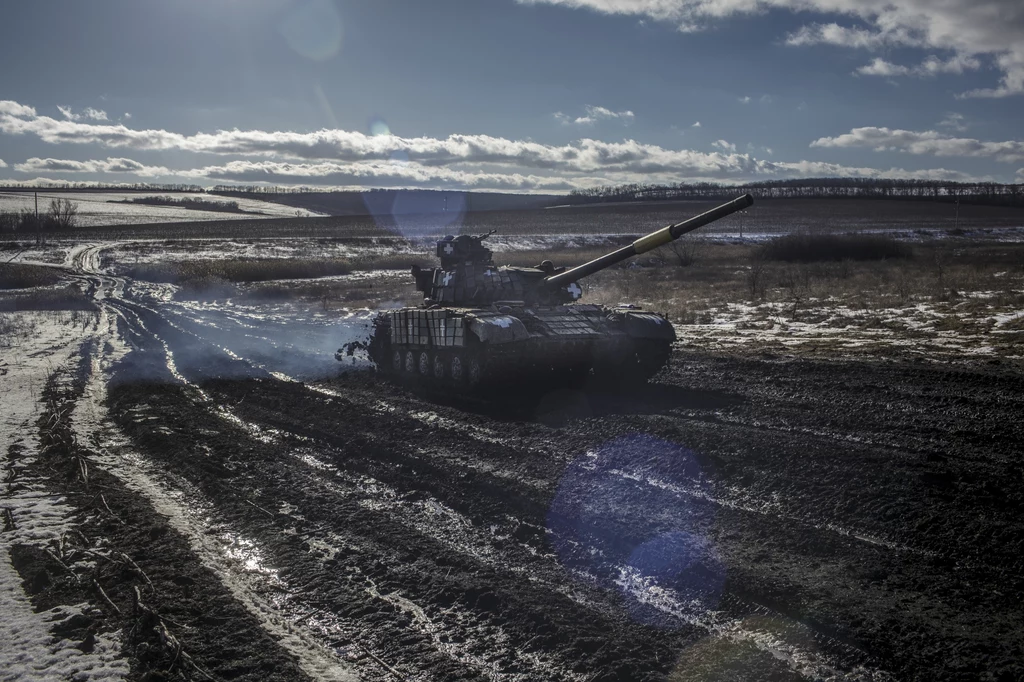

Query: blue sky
[0,0,1021,192]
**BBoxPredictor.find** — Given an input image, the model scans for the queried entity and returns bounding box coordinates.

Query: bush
[759,233,911,262]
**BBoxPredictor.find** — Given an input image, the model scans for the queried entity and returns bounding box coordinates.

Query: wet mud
[14,246,1023,681]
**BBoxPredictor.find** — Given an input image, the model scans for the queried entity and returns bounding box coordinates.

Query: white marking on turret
[443,271,454,286]
[444,243,454,255]
[567,283,582,299]
[493,317,513,328]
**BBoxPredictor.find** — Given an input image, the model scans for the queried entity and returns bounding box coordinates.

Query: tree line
[567,178,1024,206]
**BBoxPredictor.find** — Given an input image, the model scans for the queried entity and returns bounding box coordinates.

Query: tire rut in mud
[13,340,311,682]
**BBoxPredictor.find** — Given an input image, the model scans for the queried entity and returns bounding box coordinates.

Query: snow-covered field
[0,191,326,226]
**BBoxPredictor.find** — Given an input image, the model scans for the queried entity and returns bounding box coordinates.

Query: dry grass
[579,240,1024,323]
[758,233,912,262]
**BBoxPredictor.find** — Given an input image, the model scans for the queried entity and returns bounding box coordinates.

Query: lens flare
[547,434,725,629]
[280,0,343,62]
[369,118,391,137]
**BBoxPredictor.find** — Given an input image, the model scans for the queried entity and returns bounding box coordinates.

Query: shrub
[759,233,911,262]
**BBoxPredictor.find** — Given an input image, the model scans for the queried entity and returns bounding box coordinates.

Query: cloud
[937,112,967,132]
[811,127,1024,163]
[565,105,635,125]
[14,156,171,176]
[0,101,1011,189]
[517,0,1024,97]
[180,159,587,192]
[855,55,981,78]
[56,105,109,122]
[0,159,6,168]
[124,112,132,120]
[0,100,36,117]
[0,102,763,176]
[771,160,992,182]
[692,121,701,127]
[738,96,751,104]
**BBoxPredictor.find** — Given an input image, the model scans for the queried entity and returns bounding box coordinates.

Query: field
[1,198,1023,681]
[0,190,325,226]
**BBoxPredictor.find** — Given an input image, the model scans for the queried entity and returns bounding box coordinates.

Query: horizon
[1,0,1023,193]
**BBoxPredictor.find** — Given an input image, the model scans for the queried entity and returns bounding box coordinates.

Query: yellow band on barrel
[633,227,673,254]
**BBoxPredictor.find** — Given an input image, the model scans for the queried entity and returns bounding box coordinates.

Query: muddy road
[6,244,1023,681]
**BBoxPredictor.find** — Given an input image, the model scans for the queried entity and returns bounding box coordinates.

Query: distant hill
[208,189,562,216]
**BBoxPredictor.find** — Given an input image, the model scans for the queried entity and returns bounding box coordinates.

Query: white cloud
[517,0,1024,97]
[937,112,967,132]
[14,157,171,176]
[692,121,701,127]
[738,96,751,104]
[124,112,132,120]
[0,159,6,168]
[855,55,981,78]
[57,105,110,122]
[0,102,757,176]
[811,127,1024,163]
[0,101,37,117]
[553,111,571,124]
[0,101,1012,189]
[570,105,636,125]
[772,160,992,182]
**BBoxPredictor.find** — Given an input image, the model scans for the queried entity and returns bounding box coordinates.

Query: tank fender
[622,311,676,341]
[466,313,530,344]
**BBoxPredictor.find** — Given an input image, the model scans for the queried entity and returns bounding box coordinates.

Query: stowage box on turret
[344,195,753,388]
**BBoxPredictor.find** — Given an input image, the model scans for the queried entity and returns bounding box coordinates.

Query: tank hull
[368,303,674,388]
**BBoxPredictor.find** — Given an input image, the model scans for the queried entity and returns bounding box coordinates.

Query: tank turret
[347,195,754,389]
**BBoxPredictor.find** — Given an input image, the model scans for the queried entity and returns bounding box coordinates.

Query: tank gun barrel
[543,194,754,289]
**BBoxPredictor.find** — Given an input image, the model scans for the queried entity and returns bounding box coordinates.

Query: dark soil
[99,306,1024,680]
[17,250,1024,681]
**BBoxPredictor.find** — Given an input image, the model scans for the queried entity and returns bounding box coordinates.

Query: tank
[343,194,753,388]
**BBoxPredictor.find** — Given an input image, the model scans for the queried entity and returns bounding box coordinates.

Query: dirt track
[7,245,1024,681]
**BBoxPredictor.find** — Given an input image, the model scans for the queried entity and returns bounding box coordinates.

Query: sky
[0,0,1022,193]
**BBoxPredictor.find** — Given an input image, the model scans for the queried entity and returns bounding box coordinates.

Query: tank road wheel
[418,351,431,376]
[391,349,403,374]
[433,354,445,380]
[404,350,416,374]
[467,356,483,387]
[450,354,464,383]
